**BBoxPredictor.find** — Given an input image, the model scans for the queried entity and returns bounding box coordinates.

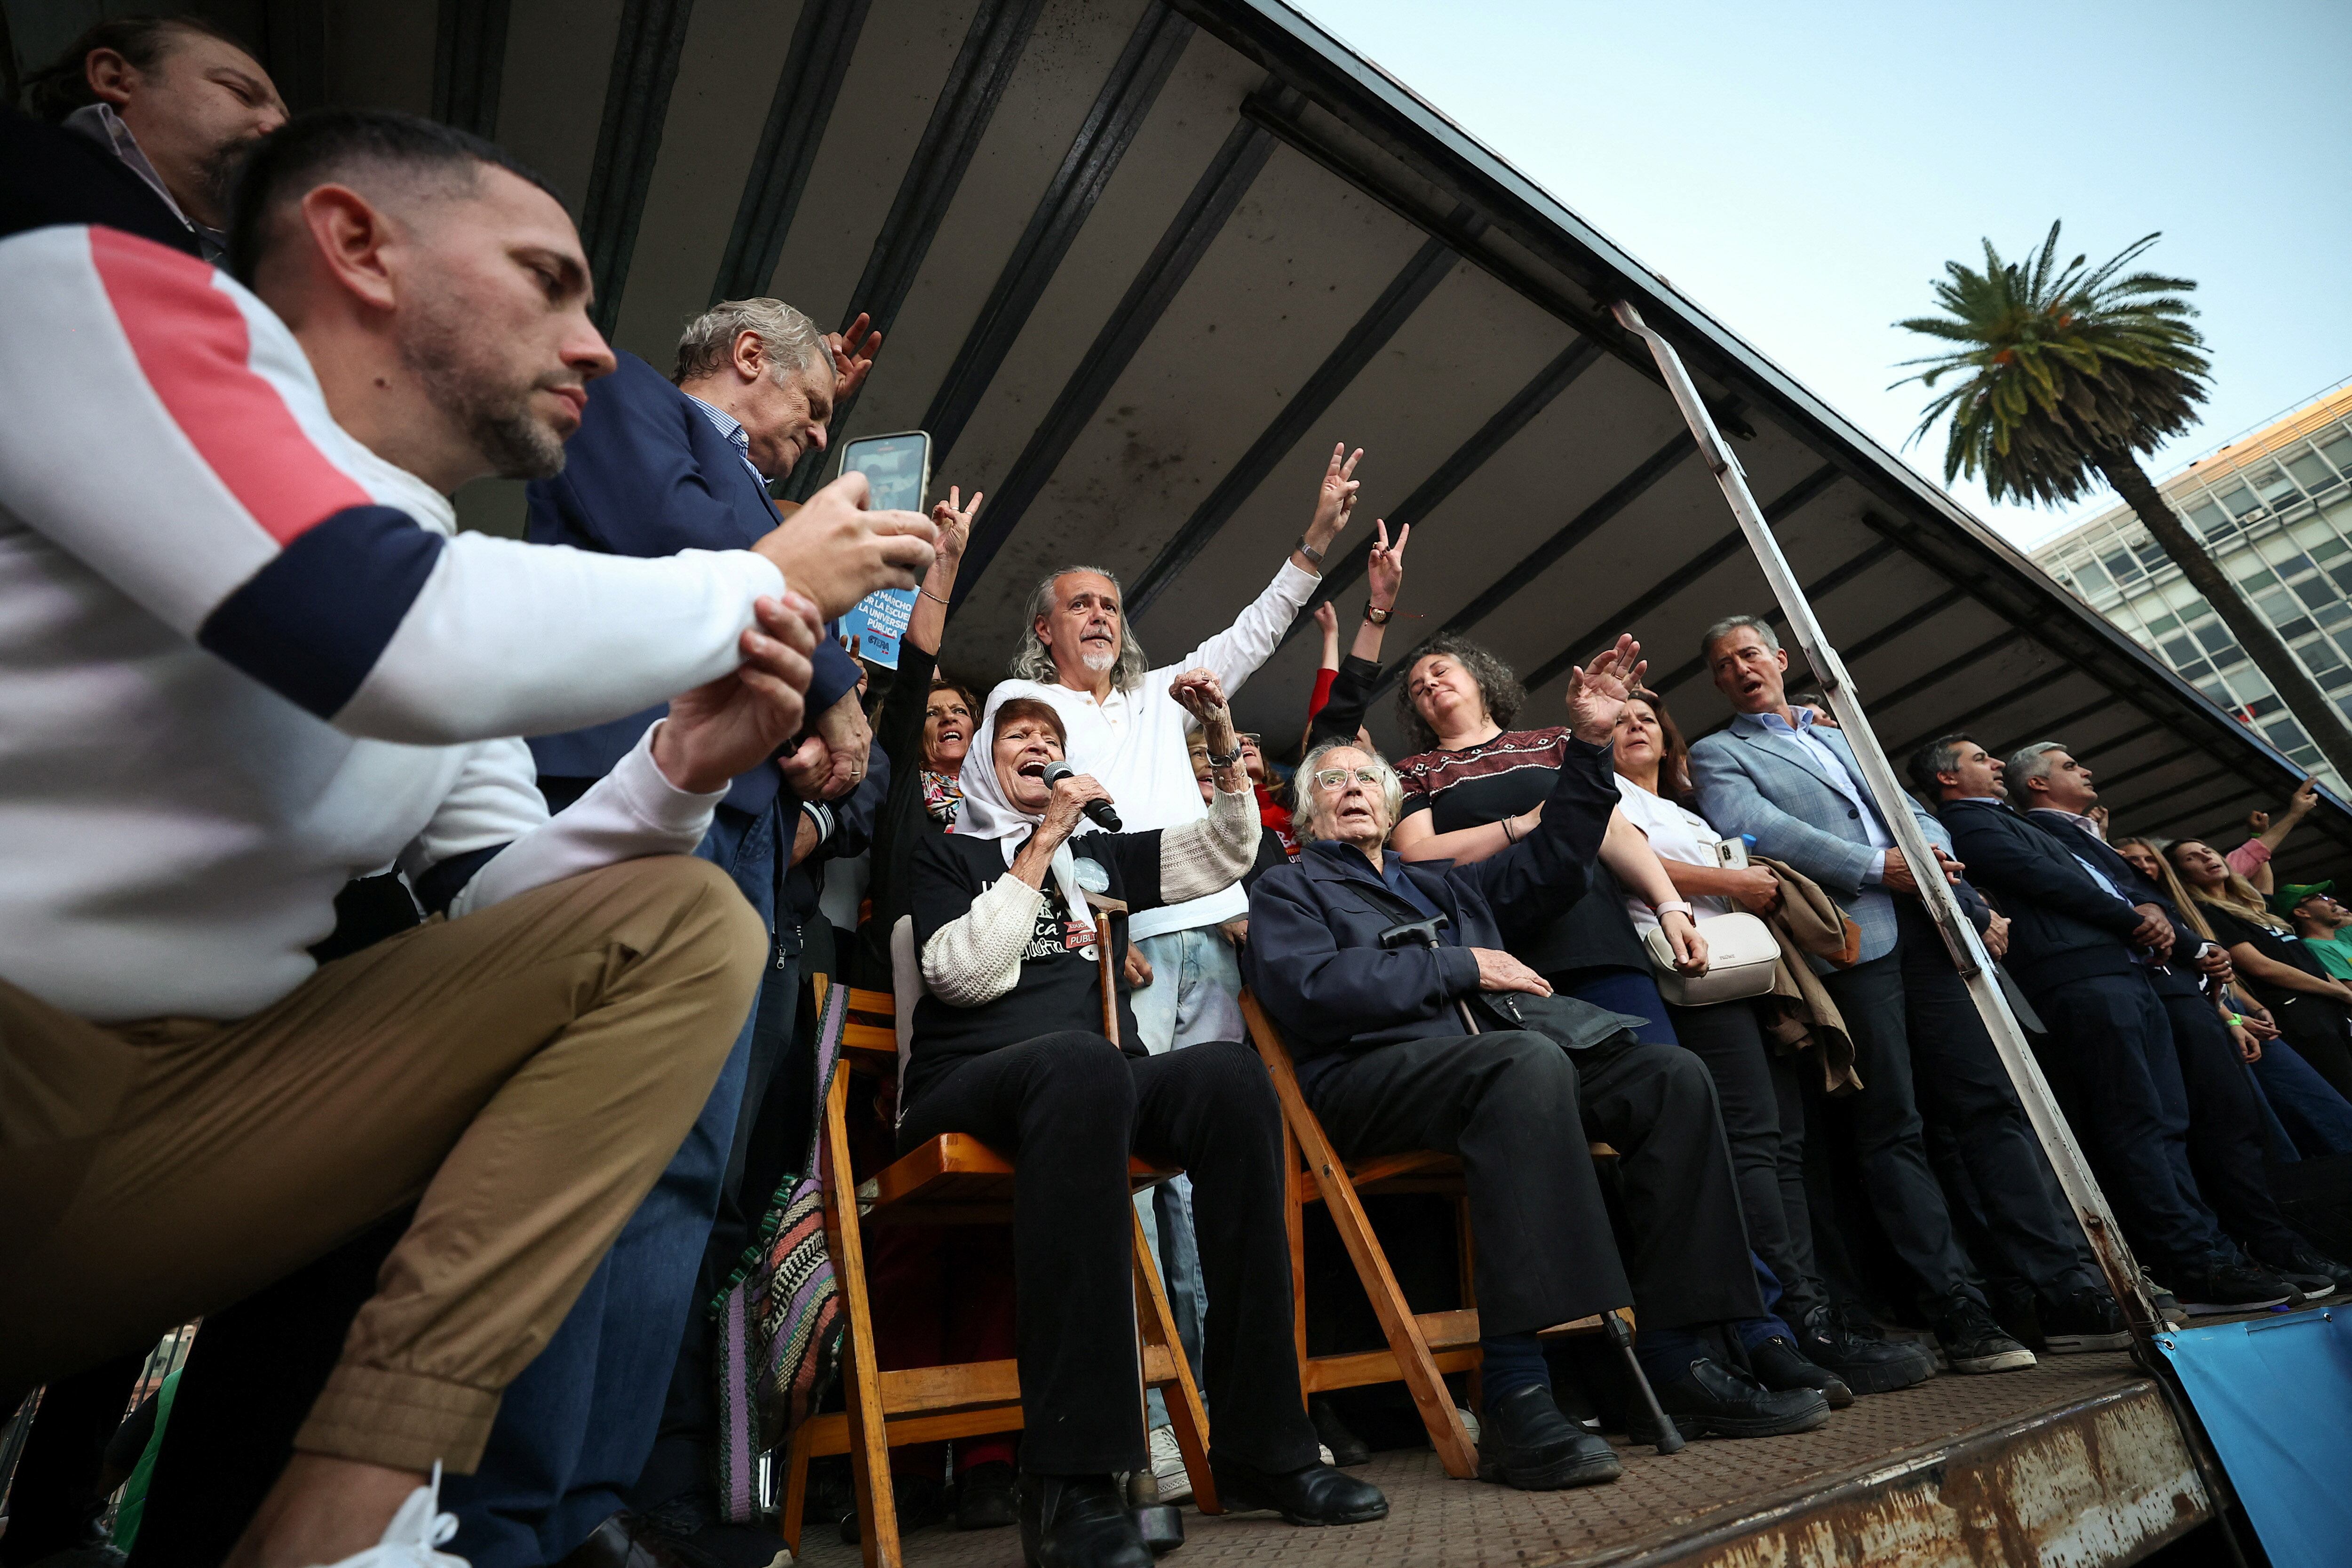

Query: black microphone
[1041,759,1121,831]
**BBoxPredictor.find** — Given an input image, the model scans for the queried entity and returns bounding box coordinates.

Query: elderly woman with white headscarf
[902,668,1386,1565]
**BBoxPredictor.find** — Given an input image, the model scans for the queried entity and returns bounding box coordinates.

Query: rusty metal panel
[1630,1382,2208,1568]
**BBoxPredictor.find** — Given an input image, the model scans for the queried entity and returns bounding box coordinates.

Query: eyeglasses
[1311,767,1384,790]
[1236,732,1262,745]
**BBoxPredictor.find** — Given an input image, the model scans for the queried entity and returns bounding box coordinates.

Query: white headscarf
[955,705,1099,929]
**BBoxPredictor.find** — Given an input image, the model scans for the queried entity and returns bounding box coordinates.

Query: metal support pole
[1609,300,2163,1336]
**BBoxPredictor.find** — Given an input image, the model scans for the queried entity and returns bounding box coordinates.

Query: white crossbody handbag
[1644,910,1780,1006]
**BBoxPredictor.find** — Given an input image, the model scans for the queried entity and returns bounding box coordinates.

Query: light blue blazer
[1688,713,1954,966]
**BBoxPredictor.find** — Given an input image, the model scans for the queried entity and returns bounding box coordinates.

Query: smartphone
[838,430,931,515]
[834,431,932,671]
[1715,836,1751,869]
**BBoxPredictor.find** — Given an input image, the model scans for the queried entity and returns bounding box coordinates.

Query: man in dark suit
[1922,734,2329,1314]
[445,298,903,1568]
[5,15,285,259]
[1247,638,1830,1492]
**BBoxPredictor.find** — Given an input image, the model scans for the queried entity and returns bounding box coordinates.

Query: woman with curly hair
[1390,636,1705,1024]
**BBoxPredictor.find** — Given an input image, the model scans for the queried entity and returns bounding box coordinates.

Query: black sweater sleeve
[1466,736,1616,940]
[1307,654,1382,749]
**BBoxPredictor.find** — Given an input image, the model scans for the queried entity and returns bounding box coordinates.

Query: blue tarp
[2158,1307,2352,1568]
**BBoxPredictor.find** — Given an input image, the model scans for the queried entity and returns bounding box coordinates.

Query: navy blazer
[1937,799,2173,995]
[525,350,859,813]
[1244,736,1619,1071]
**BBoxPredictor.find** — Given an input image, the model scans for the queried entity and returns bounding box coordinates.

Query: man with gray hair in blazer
[1689,615,2067,1377]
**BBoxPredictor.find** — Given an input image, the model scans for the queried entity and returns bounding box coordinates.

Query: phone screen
[841,432,929,514]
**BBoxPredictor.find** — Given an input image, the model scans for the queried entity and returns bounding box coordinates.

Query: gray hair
[1699,614,1780,664]
[2004,741,2068,803]
[1008,566,1151,690]
[1293,739,1405,844]
[673,298,828,386]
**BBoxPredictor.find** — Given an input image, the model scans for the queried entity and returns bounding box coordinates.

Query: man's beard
[1078,643,1117,673]
[198,131,266,224]
[399,292,570,480]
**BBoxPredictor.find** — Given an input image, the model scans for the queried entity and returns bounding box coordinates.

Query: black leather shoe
[1209,1452,1389,1525]
[1747,1335,1852,1409]
[2038,1287,2131,1353]
[1018,1474,1154,1568]
[1795,1304,1934,1394]
[1933,1292,2037,1373]
[1473,1383,1623,1489]
[1633,1356,1830,1440]
[1308,1394,1373,1466]
[957,1460,1020,1530]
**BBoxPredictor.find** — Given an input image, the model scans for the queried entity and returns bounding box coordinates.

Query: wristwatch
[1295,535,1326,567]
[1655,899,1696,919]
[1207,743,1244,769]
[1363,604,1392,626]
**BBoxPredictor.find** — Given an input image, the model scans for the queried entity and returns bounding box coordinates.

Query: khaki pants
[0,855,764,1473]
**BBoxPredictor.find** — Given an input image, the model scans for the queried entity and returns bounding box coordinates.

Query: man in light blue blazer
[1690,615,2070,1377]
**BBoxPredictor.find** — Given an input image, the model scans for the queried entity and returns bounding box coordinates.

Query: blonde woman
[2167,838,2352,1107]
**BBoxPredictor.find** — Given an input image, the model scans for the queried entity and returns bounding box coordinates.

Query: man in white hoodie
[0,110,934,1566]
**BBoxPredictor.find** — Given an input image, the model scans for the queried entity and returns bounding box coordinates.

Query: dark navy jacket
[1244,735,1620,1074]
[524,350,859,814]
[1937,798,2184,995]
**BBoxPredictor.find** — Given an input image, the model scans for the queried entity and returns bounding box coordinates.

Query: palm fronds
[1893,222,2210,506]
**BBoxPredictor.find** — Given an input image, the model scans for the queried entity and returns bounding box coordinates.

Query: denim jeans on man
[1128,925,1244,1422]
[445,800,780,1567]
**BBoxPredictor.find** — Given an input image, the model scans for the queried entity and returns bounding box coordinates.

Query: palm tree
[1894,221,2352,781]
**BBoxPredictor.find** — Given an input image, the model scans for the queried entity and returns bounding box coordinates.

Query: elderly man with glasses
[1243,637,1830,1493]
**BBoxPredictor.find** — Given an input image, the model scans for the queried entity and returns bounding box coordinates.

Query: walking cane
[1086,891,1183,1548]
[1378,919,1686,1453]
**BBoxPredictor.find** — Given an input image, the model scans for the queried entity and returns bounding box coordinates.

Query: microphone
[1041,759,1121,831]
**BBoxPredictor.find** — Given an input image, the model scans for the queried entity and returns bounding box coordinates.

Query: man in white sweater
[0,111,933,1567]
[963,445,1364,1483]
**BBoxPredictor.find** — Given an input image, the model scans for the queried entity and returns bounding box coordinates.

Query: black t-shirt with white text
[906,828,1164,1107]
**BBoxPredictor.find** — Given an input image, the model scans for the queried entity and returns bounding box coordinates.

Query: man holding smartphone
[446,298,889,1568]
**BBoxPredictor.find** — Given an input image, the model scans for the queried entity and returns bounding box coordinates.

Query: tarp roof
[92,0,2349,880]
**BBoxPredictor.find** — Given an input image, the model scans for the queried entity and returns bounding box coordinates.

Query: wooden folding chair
[1238,990,1629,1479]
[782,976,1218,1568]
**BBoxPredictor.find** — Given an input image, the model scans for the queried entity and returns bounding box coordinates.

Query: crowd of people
[4,16,2351,1568]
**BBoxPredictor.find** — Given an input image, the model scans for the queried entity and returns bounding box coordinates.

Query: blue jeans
[2251,1038,2352,1157]
[446,804,779,1567]
[1128,925,1243,1425]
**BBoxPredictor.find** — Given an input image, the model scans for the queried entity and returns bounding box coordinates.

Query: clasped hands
[654,466,940,795]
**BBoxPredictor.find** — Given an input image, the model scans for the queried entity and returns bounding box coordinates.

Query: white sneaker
[323,1463,467,1567]
[1147,1425,1194,1503]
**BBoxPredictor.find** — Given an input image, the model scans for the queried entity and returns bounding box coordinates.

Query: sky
[1303,0,2352,551]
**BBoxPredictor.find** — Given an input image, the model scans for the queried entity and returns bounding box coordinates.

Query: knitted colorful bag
[715,979,847,1521]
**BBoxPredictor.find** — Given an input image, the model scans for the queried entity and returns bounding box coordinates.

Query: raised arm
[1159,670,1263,899]
[1182,444,1364,690]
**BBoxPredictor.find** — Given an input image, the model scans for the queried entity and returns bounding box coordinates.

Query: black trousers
[1891,912,2099,1299]
[1667,1001,1824,1321]
[2154,983,2303,1258]
[1307,1031,1759,1337]
[1814,950,1985,1304]
[2032,972,2226,1278]
[896,1033,1317,1477]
